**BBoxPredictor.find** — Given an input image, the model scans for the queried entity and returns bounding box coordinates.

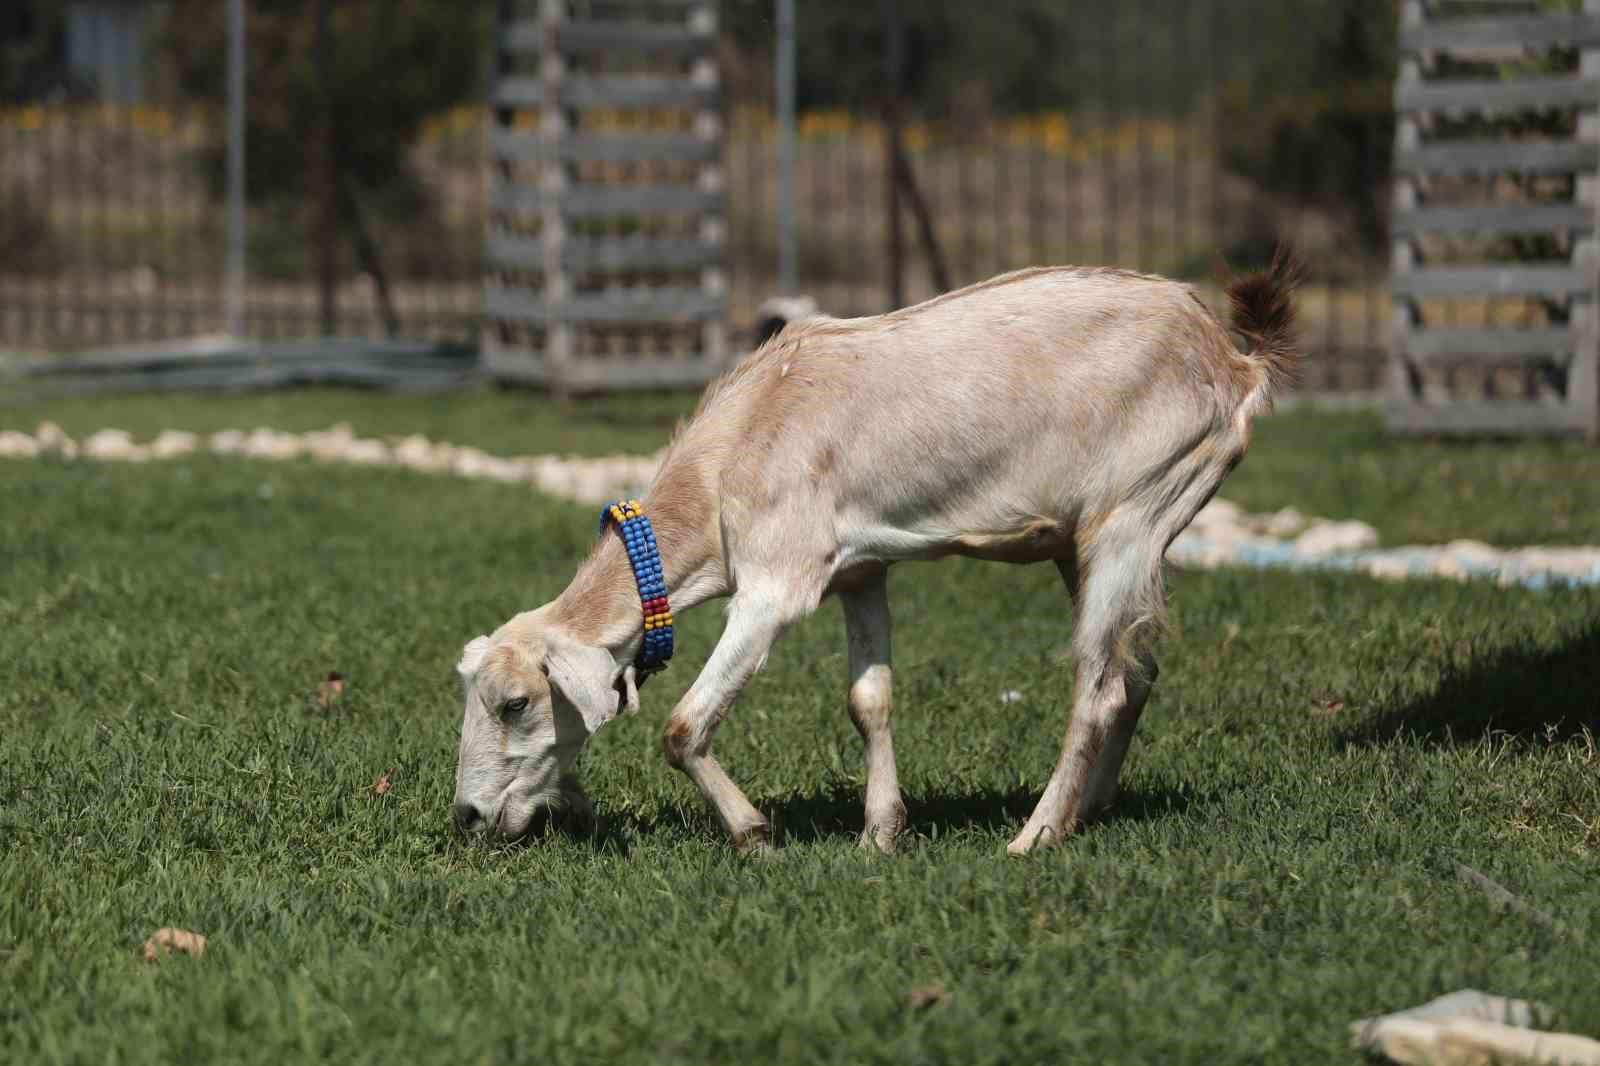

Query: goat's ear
[542,640,620,735]
[457,635,492,679]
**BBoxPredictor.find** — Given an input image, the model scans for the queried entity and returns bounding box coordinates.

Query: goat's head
[451,620,630,840]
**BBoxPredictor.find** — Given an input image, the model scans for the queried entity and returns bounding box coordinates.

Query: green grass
[1,387,697,459]
[2,395,1599,1065]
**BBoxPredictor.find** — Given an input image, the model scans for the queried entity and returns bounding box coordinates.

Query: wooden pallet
[1388,0,1600,438]
[483,0,727,393]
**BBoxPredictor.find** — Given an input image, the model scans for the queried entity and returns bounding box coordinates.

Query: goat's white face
[452,631,622,839]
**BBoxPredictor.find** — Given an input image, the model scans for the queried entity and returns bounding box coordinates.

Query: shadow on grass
[1340,625,1600,751]
[770,782,1205,846]
[564,780,1209,853]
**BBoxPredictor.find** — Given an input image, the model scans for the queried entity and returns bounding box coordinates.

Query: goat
[452,249,1301,855]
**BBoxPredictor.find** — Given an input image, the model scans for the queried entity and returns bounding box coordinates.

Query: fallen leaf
[1313,698,1346,718]
[907,982,949,1010]
[142,927,207,962]
[317,671,345,708]
[1222,622,1241,649]
[373,768,395,795]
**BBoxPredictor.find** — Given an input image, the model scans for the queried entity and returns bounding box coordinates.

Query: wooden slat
[1402,14,1600,51]
[494,76,716,110]
[1402,328,1577,363]
[504,19,712,56]
[491,129,717,163]
[1398,140,1598,176]
[1391,265,1593,297]
[1392,203,1593,235]
[557,20,712,56]
[1385,399,1597,437]
[1397,76,1600,112]
[502,20,547,52]
[488,231,717,271]
[486,283,724,324]
[490,182,721,218]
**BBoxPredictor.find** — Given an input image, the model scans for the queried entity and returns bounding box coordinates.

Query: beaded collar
[598,499,674,674]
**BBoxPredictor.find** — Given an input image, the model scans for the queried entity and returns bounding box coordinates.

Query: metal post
[776,0,796,295]
[314,0,337,336]
[225,0,246,338]
[883,0,904,310]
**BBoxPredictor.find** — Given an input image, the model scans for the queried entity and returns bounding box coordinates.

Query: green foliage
[0,0,68,102]
[724,0,1085,117]
[1217,0,1398,255]
[2,392,1599,1064]
[156,0,490,206]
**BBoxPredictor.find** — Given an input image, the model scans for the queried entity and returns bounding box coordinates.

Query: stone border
[4,422,1599,589]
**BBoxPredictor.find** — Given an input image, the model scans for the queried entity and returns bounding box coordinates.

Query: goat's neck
[548,448,726,659]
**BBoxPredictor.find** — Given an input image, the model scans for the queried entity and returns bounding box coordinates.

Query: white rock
[151,429,199,458]
[1364,556,1412,582]
[1263,506,1308,538]
[342,438,390,466]
[1294,520,1379,558]
[84,428,136,460]
[1515,548,1600,579]
[393,434,449,473]
[1433,540,1502,581]
[243,427,302,461]
[1443,539,1499,563]
[0,431,40,458]
[35,421,78,458]
[1191,498,1243,529]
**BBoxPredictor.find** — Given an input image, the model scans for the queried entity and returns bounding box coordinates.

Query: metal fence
[0,0,1396,391]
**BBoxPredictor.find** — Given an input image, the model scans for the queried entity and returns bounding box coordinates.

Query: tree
[158,0,491,329]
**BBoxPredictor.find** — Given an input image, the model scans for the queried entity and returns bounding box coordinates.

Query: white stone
[1364,557,1412,582]
[151,430,199,459]
[35,421,78,458]
[0,431,40,458]
[342,438,390,466]
[84,429,136,460]
[1191,498,1243,529]
[1263,506,1308,538]
[1294,520,1379,558]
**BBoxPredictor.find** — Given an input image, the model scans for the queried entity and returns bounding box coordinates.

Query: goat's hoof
[859,805,907,854]
[732,824,777,860]
[1005,823,1063,856]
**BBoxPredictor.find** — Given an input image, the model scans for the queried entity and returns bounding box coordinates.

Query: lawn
[2,390,1597,1065]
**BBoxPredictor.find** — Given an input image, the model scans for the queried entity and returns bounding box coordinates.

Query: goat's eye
[502,696,529,715]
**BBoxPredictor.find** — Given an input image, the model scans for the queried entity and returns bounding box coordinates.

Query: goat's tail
[1225,243,1304,398]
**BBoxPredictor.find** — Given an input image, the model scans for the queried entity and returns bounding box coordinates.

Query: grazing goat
[453,250,1302,855]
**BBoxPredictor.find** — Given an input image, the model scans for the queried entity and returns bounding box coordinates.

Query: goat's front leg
[841,573,906,853]
[661,590,795,854]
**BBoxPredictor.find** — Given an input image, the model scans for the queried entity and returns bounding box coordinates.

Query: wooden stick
[1455,863,1587,946]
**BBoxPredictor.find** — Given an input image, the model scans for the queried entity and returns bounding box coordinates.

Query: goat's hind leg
[1007,544,1163,855]
[1081,647,1156,819]
[841,572,906,853]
